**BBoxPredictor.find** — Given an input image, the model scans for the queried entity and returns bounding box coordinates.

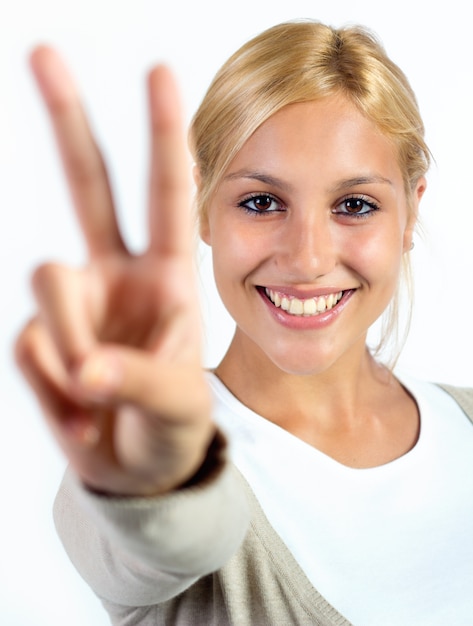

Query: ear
[192,164,201,188]
[403,176,426,252]
[199,214,211,245]
[193,165,211,245]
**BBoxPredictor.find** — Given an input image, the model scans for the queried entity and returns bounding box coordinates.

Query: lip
[257,286,356,330]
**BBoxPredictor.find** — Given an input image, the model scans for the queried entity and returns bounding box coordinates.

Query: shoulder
[396,371,473,426]
[435,384,473,424]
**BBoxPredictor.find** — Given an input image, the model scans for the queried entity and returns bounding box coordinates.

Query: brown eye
[253,195,273,211]
[239,194,282,214]
[333,196,379,218]
[345,198,365,213]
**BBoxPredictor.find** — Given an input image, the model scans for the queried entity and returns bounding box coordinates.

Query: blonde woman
[16,20,473,625]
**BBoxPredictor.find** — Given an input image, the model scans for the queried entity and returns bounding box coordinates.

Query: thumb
[74,347,210,421]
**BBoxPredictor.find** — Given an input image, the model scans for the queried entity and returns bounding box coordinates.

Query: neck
[213,329,419,468]
[214,330,388,430]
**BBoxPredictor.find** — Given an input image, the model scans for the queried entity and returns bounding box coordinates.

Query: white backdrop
[2,0,473,623]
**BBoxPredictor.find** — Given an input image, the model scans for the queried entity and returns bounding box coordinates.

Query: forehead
[225,96,403,190]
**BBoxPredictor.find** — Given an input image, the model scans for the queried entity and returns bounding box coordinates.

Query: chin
[261,331,369,378]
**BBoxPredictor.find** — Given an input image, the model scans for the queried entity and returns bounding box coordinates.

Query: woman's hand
[15,48,215,497]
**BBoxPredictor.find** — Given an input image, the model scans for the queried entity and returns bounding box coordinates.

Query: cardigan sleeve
[53,459,250,608]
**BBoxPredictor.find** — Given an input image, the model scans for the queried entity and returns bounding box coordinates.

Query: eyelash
[332,195,381,219]
[238,193,284,216]
[237,193,381,219]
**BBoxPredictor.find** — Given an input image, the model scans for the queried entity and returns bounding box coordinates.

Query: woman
[16,20,473,625]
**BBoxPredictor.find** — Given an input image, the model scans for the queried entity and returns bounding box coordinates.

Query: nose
[276,211,337,281]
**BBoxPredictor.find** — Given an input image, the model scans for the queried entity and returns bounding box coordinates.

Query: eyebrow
[328,176,393,192]
[223,170,393,193]
[223,170,294,193]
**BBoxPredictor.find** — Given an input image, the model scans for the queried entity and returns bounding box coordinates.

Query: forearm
[53,457,250,607]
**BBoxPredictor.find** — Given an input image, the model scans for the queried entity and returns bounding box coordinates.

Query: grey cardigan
[54,384,473,625]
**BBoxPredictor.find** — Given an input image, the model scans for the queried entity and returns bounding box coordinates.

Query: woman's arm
[15,46,215,497]
[14,47,249,609]
[54,461,249,607]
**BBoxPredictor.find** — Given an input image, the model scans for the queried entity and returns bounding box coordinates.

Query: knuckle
[155,171,190,195]
[14,318,41,368]
[31,262,78,303]
[66,149,108,187]
[31,262,61,293]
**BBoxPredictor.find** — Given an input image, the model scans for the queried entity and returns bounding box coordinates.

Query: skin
[15,48,214,496]
[202,98,426,468]
[16,51,426,497]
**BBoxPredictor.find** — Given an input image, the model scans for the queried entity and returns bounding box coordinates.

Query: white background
[2,0,473,624]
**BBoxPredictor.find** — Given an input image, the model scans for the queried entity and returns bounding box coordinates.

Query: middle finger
[147,65,192,258]
[30,46,126,259]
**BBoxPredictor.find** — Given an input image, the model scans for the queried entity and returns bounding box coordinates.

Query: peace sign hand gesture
[16,48,215,497]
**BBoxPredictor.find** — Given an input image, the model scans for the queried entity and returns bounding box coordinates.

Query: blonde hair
[189,19,430,359]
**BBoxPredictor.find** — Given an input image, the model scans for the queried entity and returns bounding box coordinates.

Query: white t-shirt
[208,372,473,625]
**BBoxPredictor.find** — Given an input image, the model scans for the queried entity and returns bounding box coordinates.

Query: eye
[333,195,380,218]
[238,193,284,215]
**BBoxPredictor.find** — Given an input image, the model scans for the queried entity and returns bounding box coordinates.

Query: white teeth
[264,288,344,317]
[289,299,304,315]
[303,298,316,315]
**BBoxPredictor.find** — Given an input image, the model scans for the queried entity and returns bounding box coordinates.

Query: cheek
[210,218,269,275]
[212,228,244,270]
[340,225,404,286]
[209,222,253,299]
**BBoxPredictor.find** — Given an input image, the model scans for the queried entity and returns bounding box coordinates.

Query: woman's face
[201,96,425,376]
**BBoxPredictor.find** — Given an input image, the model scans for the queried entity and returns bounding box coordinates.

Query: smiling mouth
[263,288,345,317]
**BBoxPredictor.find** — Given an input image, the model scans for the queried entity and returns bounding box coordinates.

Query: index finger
[147,66,192,257]
[30,46,126,258]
